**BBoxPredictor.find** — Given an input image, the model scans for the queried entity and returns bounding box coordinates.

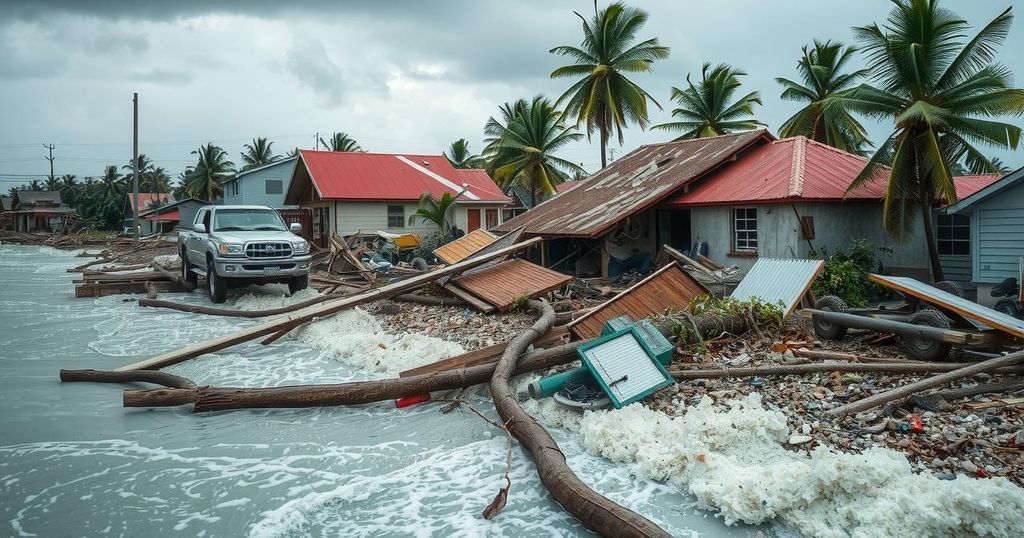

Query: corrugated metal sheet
[436,227,524,287]
[570,263,710,339]
[579,331,673,408]
[294,150,509,202]
[492,130,772,238]
[433,229,496,265]
[451,258,572,311]
[729,258,825,317]
[869,274,1024,339]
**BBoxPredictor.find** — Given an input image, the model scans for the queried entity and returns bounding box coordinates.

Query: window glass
[733,208,758,251]
[213,209,286,231]
[265,180,283,195]
[387,205,405,228]
[936,214,969,257]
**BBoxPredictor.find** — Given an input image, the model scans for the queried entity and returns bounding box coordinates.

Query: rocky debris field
[371,300,536,351]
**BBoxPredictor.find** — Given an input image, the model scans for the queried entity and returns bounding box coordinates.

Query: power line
[43,143,55,182]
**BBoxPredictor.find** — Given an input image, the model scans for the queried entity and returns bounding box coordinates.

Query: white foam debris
[568,394,1024,538]
[230,287,321,311]
[153,254,180,267]
[298,308,464,376]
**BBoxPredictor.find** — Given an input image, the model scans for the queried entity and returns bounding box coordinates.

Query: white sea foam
[568,394,1024,538]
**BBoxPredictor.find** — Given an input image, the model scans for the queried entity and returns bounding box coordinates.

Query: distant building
[0,196,13,231]
[221,157,297,208]
[126,193,174,235]
[9,191,75,233]
[138,198,208,235]
[284,150,509,248]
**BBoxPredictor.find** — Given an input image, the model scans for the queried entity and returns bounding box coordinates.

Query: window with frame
[228,180,239,197]
[387,205,405,228]
[733,208,758,251]
[937,214,970,256]
[265,179,283,195]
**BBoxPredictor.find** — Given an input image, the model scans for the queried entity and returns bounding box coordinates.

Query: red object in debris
[395,394,430,408]
[975,468,991,478]
[907,414,924,434]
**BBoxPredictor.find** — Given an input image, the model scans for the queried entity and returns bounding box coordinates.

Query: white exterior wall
[329,201,506,238]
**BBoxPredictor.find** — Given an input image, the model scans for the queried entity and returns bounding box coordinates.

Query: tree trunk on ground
[489,300,671,538]
[920,189,945,282]
[60,369,197,389]
[138,292,349,318]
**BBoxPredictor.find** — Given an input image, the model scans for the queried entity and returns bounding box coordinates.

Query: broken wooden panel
[436,226,525,287]
[450,258,572,311]
[869,273,1024,340]
[730,258,824,317]
[569,263,709,340]
[433,229,496,265]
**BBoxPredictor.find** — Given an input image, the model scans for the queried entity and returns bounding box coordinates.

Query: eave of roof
[945,168,1021,214]
[221,156,298,184]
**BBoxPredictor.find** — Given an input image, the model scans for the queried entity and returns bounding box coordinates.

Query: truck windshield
[213,209,288,232]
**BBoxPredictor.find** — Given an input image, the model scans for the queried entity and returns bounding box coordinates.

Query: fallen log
[399,326,569,378]
[669,362,1024,380]
[827,349,1024,417]
[138,291,352,318]
[489,300,671,537]
[791,348,929,364]
[392,293,468,308]
[123,340,584,410]
[151,261,196,291]
[113,237,542,372]
[60,368,197,389]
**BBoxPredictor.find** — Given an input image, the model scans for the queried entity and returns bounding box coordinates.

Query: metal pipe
[805,309,980,344]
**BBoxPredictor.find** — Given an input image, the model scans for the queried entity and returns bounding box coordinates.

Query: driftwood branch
[489,300,671,538]
[60,368,197,389]
[138,292,351,318]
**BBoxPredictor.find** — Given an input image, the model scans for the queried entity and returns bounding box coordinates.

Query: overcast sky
[1,0,1022,188]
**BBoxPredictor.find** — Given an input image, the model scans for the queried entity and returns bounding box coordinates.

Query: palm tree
[989,157,1012,174]
[27,180,43,191]
[550,1,669,168]
[100,165,123,200]
[240,137,280,170]
[653,63,766,140]
[409,190,463,237]
[184,143,235,202]
[319,132,362,152]
[44,176,60,191]
[776,40,872,154]
[58,174,78,206]
[484,96,585,207]
[122,154,154,181]
[838,0,1024,281]
[287,147,301,158]
[445,139,484,168]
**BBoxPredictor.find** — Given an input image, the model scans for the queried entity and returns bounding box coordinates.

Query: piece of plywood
[451,258,572,312]
[569,262,709,340]
[730,258,824,317]
[433,229,496,265]
[869,273,1024,340]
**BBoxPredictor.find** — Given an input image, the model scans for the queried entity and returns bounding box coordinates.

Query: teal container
[601,316,672,366]
[528,367,593,399]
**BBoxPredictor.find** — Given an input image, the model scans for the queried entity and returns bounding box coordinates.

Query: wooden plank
[398,327,569,377]
[114,237,542,371]
[442,283,496,313]
[75,280,185,298]
[433,229,496,265]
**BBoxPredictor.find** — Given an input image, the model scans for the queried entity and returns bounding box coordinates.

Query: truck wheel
[289,275,309,294]
[181,250,197,286]
[206,262,227,304]
[934,280,964,298]
[811,295,849,340]
[995,299,1022,319]
[903,310,952,361]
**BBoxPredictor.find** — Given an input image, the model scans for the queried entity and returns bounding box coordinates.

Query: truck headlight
[218,243,243,256]
[291,240,309,255]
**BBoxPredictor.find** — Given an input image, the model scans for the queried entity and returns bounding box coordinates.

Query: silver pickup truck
[178,205,312,303]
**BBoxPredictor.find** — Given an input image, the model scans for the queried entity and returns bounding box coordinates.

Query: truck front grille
[245,242,292,259]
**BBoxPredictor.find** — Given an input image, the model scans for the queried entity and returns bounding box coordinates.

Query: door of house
[656,209,692,253]
[485,208,498,230]
[311,206,330,249]
[467,209,481,232]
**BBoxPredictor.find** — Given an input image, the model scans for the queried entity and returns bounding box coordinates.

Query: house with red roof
[284,150,510,247]
[496,131,1001,281]
[125,192,174,236]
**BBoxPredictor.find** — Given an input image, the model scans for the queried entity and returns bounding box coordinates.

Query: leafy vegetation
[319,132,362,152]
[240,137,280,170]
[667,296,784,354]
[811,239,893,307]
[409,190,463,237]
[653,63,765,139]
[445,139,485,169]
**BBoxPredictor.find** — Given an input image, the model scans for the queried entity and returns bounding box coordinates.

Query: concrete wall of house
[688,205,798,272]
[326,201,506,238]
[221,160,296,208]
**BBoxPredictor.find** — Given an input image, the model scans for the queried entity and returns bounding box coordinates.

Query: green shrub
[811,239,893,307]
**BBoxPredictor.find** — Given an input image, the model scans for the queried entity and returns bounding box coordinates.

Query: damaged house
[494,130,999,281]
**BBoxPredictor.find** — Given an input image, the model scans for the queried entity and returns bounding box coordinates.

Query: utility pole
[43,144,55,183]
[314,132,320,150]
[132,92,139,242]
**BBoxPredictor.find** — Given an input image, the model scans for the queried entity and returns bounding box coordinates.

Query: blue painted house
[946,166,1024,307]
[220,157,297,208]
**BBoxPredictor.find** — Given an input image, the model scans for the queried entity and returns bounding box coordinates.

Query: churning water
[0,245,759,537]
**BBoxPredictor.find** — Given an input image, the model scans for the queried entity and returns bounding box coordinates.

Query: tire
[288,274,309,294]
[811,295,849,340]
[934,280,964,298]
[995,299,1022,320]
[206,259,227,304]
[410,257,429,272]
[903,309,952,361]
[181,250,197,286]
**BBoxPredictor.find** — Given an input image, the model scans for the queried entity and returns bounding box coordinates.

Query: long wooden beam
[113,238,541,372]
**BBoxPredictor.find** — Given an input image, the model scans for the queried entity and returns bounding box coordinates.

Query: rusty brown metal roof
[492,130,773,238]
[451,258,572,311]
[433,229,496,265]
[569,262,709,339]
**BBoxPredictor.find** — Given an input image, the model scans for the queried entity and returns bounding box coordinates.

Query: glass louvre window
[937,214,970,256]
[733,208,758,251]
[387,205,405,228]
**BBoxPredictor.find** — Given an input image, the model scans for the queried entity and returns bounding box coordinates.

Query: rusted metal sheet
[730,258,824,317]
[569,263,710,339]
[492,130,771,238]
[869,274,1024,340]
[433,229,496,265]
[436,226,525,287]
[451,258,572,311]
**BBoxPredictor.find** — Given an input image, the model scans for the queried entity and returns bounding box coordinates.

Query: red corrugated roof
[130,193,173,212]
[556,181,581,193]
[142,209,180,222]
[665,136,1001,207]
[297,150,508,202]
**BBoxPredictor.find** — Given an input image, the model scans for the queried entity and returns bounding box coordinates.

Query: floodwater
[0,245,762,537]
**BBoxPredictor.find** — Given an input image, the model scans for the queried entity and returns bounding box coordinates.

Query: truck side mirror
[194,223,207,234]
[289,222,302,233]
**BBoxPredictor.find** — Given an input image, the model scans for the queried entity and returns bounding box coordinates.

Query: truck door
[189,209,208,264]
